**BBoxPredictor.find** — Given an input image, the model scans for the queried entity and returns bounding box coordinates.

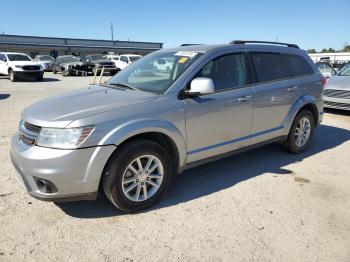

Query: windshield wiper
[109,82,139,91]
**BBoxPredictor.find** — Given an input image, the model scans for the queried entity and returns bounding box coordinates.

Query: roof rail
[230,40,299,49]
[180,44,202,47]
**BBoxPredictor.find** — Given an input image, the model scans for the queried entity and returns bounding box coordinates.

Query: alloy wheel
[294,117,311,147]
[121,155,164,202]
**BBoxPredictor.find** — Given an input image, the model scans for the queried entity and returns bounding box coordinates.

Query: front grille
[23,122,41,134]
[23,65,40,71]
[18,121,42,146]
[324,101,350,110]
[323,89,350,99]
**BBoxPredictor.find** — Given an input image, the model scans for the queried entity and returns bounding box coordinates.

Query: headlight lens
[15,65,23,69]
[36,126,94,149]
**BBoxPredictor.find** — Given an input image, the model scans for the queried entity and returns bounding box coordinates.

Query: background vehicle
[82,54,117,75]
[106,54,120,67]
[10,41,323,212]
[316,62,337,78]
[0,52,44,81]
[323,65,350,110]
[52,55,86,76]
[153,57,175,73]
[114,54,142,71]
[33,55,54,72]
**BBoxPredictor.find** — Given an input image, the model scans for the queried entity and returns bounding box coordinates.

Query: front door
[185,53,254,163]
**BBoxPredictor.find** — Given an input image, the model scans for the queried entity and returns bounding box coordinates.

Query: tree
[321,48,328,53]
[307,49,316,53]
[327,48,335,53]
[343,45,350,52]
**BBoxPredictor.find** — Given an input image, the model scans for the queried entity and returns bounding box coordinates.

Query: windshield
[129,56,141,62]
[38,56,54,61]
[89,55,107,61]
[338,65,350,76]
[7,54,31,61]
[107,51,202,94]
[60,56,80,63]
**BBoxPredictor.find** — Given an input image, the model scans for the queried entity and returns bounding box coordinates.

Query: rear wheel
[9,70,16,82]
[284,110,315,154]
[102,139,173,212]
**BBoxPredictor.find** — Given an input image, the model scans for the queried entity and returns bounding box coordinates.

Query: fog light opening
[34,177,58,194]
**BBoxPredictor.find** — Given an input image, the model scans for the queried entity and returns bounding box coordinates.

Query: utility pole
[111,23,114,41]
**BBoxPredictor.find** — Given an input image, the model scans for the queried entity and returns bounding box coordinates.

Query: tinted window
[120,56,129,63]
[285,54,314,76]
[7,54,31,61]
[196,53,246,91]
[251,53,287,82]
[0,54,6,61]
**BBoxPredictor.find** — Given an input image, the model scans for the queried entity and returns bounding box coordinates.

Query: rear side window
[284,54,314,77]
[251,52,287,83]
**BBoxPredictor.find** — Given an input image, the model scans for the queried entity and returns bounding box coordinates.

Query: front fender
[98,118,187,167]
[282,95,319,136]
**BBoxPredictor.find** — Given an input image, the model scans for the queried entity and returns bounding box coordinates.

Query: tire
[9,70,16,82]
[102,139,173,212]
[52,67,57,74]
[36,76,43,81]
[110,70,117,76]
[283,110,315,154]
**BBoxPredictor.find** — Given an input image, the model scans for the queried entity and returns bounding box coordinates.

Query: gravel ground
[0,73,350,262]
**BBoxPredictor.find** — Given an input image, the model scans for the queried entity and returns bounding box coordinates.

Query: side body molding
[98,118,187,169]
[282,95,319,136]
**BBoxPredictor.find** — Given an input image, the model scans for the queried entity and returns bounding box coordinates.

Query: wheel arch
[99,118,187,173]
[282,95,320,136]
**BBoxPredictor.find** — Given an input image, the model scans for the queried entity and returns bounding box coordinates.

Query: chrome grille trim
[18,121,42,146]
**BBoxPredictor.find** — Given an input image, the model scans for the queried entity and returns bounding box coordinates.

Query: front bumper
[14,71,44,78]
[323,96,350,111]
[10,135,116,202]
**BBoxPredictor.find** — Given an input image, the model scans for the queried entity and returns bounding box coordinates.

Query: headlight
[15,65,23,69]
[36,126,94,149]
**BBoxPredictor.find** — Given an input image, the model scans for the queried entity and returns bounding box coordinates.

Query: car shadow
[56,124,350,218]
[325,108,350,116]
[0,94,10,100]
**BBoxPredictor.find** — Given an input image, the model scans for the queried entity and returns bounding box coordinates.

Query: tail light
[321,77,327,88]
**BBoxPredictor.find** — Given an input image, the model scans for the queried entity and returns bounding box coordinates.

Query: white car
[154,57,175,73]
[0,52,44,81]
[106,55,120,66]
[113,54,142,71]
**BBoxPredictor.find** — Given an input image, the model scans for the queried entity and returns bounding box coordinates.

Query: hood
[61,61,84,66]
[10,61,41,66]
[22,85,158,128]
[325,76,350,90]
[92,59,113,64]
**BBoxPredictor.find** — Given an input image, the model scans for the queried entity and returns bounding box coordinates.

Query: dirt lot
[0,73,350,262]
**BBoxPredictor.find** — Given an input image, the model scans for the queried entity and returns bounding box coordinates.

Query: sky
[0,0,349,51]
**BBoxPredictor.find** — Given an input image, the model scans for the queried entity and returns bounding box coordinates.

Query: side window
[285,54,314,77]
[0,54,6,61]
[251,52,287,83]
[120,56,129,63]
[196,53,246,91]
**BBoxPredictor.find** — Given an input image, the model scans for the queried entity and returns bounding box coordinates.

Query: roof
[0,51,28,55]
[160,43,303,54]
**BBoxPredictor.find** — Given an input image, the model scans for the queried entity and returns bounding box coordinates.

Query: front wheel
[9,70,16,82]
[283,110,315,154]
[102,139,173,212]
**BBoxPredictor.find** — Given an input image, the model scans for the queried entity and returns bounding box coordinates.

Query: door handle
[237,95,252,102]
[286,86,298,92]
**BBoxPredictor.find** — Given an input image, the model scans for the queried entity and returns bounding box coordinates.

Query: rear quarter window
[250,52,287,83]
[284,54,314,77]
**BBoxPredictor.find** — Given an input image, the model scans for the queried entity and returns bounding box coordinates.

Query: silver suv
[10,41,324,212]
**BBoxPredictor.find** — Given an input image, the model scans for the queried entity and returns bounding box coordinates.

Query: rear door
[249,52,301,144]
[0,54,8,74]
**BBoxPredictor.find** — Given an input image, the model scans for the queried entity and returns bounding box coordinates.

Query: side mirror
[185,77,215,97]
